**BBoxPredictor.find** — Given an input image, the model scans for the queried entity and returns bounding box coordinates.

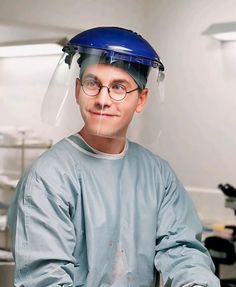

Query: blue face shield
[41,27,165,145]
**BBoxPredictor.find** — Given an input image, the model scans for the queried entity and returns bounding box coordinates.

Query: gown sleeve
[154,161,221,287]
[8,159,78,287]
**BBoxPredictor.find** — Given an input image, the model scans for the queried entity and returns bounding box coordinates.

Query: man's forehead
[82,63,136,85]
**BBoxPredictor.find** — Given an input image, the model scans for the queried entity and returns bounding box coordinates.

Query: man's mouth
[89,110,118,118]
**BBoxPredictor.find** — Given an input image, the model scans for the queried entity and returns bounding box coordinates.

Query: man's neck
[79,129,126,154]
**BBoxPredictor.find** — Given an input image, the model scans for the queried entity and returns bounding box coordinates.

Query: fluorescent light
[0,39,67,57]
[212,32,236,41]
[203,22,236,41]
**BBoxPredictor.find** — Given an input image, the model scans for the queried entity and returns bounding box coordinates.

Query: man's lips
[89,110,118,117]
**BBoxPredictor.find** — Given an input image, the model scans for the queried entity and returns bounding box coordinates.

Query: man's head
[41,27,165,141]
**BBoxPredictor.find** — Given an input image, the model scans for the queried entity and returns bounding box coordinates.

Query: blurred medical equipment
[218,184,236,198]
[0,126,52,286]
[219,184,236,216]
[0,126,52,175]
[204,183,236,287]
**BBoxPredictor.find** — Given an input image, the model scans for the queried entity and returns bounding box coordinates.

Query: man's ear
[136,88,148,113]
[75,78,81,104]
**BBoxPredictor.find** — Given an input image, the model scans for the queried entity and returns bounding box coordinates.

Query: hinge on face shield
[158,71,165,82]
[63,45,77,69]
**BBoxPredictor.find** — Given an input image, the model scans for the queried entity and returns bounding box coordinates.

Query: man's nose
[94,86,112,107]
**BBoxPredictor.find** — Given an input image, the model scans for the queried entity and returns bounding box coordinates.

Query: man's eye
[84,80,99,89]
[111,84,126,93]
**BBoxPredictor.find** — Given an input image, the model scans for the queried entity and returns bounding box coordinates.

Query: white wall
[0,0,236,190]
[144,0,236,189]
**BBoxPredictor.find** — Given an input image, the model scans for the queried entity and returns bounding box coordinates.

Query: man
[8,27,220,287]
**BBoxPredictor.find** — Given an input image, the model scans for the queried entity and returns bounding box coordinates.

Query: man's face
[76,63,148,139]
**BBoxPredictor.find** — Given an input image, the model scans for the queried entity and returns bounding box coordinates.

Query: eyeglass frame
[80,78,140,101]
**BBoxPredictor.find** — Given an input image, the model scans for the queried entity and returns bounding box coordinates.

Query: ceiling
[0,19,80,46]
[0,0,145,46]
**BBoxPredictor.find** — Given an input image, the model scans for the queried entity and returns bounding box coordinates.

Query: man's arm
[8,164,77,287]
[154,161,220,287]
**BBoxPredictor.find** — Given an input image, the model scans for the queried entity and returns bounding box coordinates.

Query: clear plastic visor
[41,50,165,144]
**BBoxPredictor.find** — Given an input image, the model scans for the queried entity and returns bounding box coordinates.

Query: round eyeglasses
[81,78,139,101]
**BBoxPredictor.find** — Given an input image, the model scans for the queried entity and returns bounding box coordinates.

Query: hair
[77,53,150,90]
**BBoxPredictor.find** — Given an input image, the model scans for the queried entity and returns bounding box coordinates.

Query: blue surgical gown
[8,134,220,287]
